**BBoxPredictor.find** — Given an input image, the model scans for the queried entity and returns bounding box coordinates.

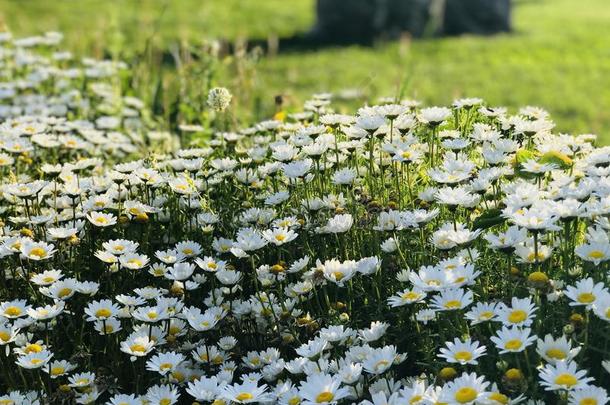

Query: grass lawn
[1,0,610,142]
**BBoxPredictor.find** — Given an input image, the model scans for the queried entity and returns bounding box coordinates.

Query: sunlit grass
[1,0,609,142]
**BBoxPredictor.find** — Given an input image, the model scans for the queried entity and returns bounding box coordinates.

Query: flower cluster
[0,32,610,405]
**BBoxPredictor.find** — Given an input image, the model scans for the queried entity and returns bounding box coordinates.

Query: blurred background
[1,0,609,143]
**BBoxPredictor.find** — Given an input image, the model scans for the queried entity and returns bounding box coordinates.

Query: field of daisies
[1,31,610,405]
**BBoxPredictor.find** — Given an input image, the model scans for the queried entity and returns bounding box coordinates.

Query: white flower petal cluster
[1,32,610,405]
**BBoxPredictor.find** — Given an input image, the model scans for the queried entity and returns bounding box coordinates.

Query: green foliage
[472,208,506,231]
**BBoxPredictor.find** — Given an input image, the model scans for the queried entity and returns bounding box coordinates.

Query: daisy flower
[146,351,185,376]
[86,211,117,227]
[20,241,56,261]
[16,350,53,369]
[564,277,608,308]
[439,372,490,404]
[491,326,536,354]
[539,361,593,391]
[146,384,180,405]
[221,380,272,403]
[84,299,120,321]
[496,297,537,327]
[536,334,581,364]
[262,227,298,246]
[465,302,498,325]
[387,288,427,307]
[438,338,487,365]
[568,386,609,405]
[298,373,350,405]
[430,288,474,311]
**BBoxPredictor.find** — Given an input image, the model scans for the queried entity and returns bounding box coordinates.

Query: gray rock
[312,0,431,43]
[307,0,511,45]
[442,0,512,36]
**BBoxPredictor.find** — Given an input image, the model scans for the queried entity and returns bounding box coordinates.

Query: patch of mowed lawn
[1,0,609,143]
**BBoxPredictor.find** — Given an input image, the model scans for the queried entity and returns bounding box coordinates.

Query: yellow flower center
[479,311,494,320]
[554,373,578,387]
[95,216,108,224]
[51,366,65,376]
[587,250,605,259]
[315,392,334,403]
[374,359,390,371]
[275,234,286,242]
[95,308,112,318]
[42,276,55,283]
[545,348,567,360]
[454,387,478,403]
[508,309,527,324]
[76,378,90,385]
[4,306,21,317]
[128,259,143,267]
[58,288,72,298]
[488,392,508,404]
[30,358,43,365]
[454,351,473,362]
[288,397,301,405]
[0,331,11,342]
[580,399,598,405]
[235,392,254,401]
[182,248,193,255]
[171,371,185,382]
[505,339,523,351]
[29,247,47,258]
[410,395,423,404]
[444,300,461,309]
[25,343,43,353]
[159,363,173,371]
[526,252,545,262]
[331,271,344,281]
[402,291,421,301]
[130,344,147,353]
[577,292,596,304]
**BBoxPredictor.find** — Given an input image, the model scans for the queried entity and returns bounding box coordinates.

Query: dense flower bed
[1,32,610,405]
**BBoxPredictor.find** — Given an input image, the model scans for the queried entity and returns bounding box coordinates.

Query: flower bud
[504,368,523,382]
[439,367,457,380]
[207,87,232,112]
[527,271,549,288]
